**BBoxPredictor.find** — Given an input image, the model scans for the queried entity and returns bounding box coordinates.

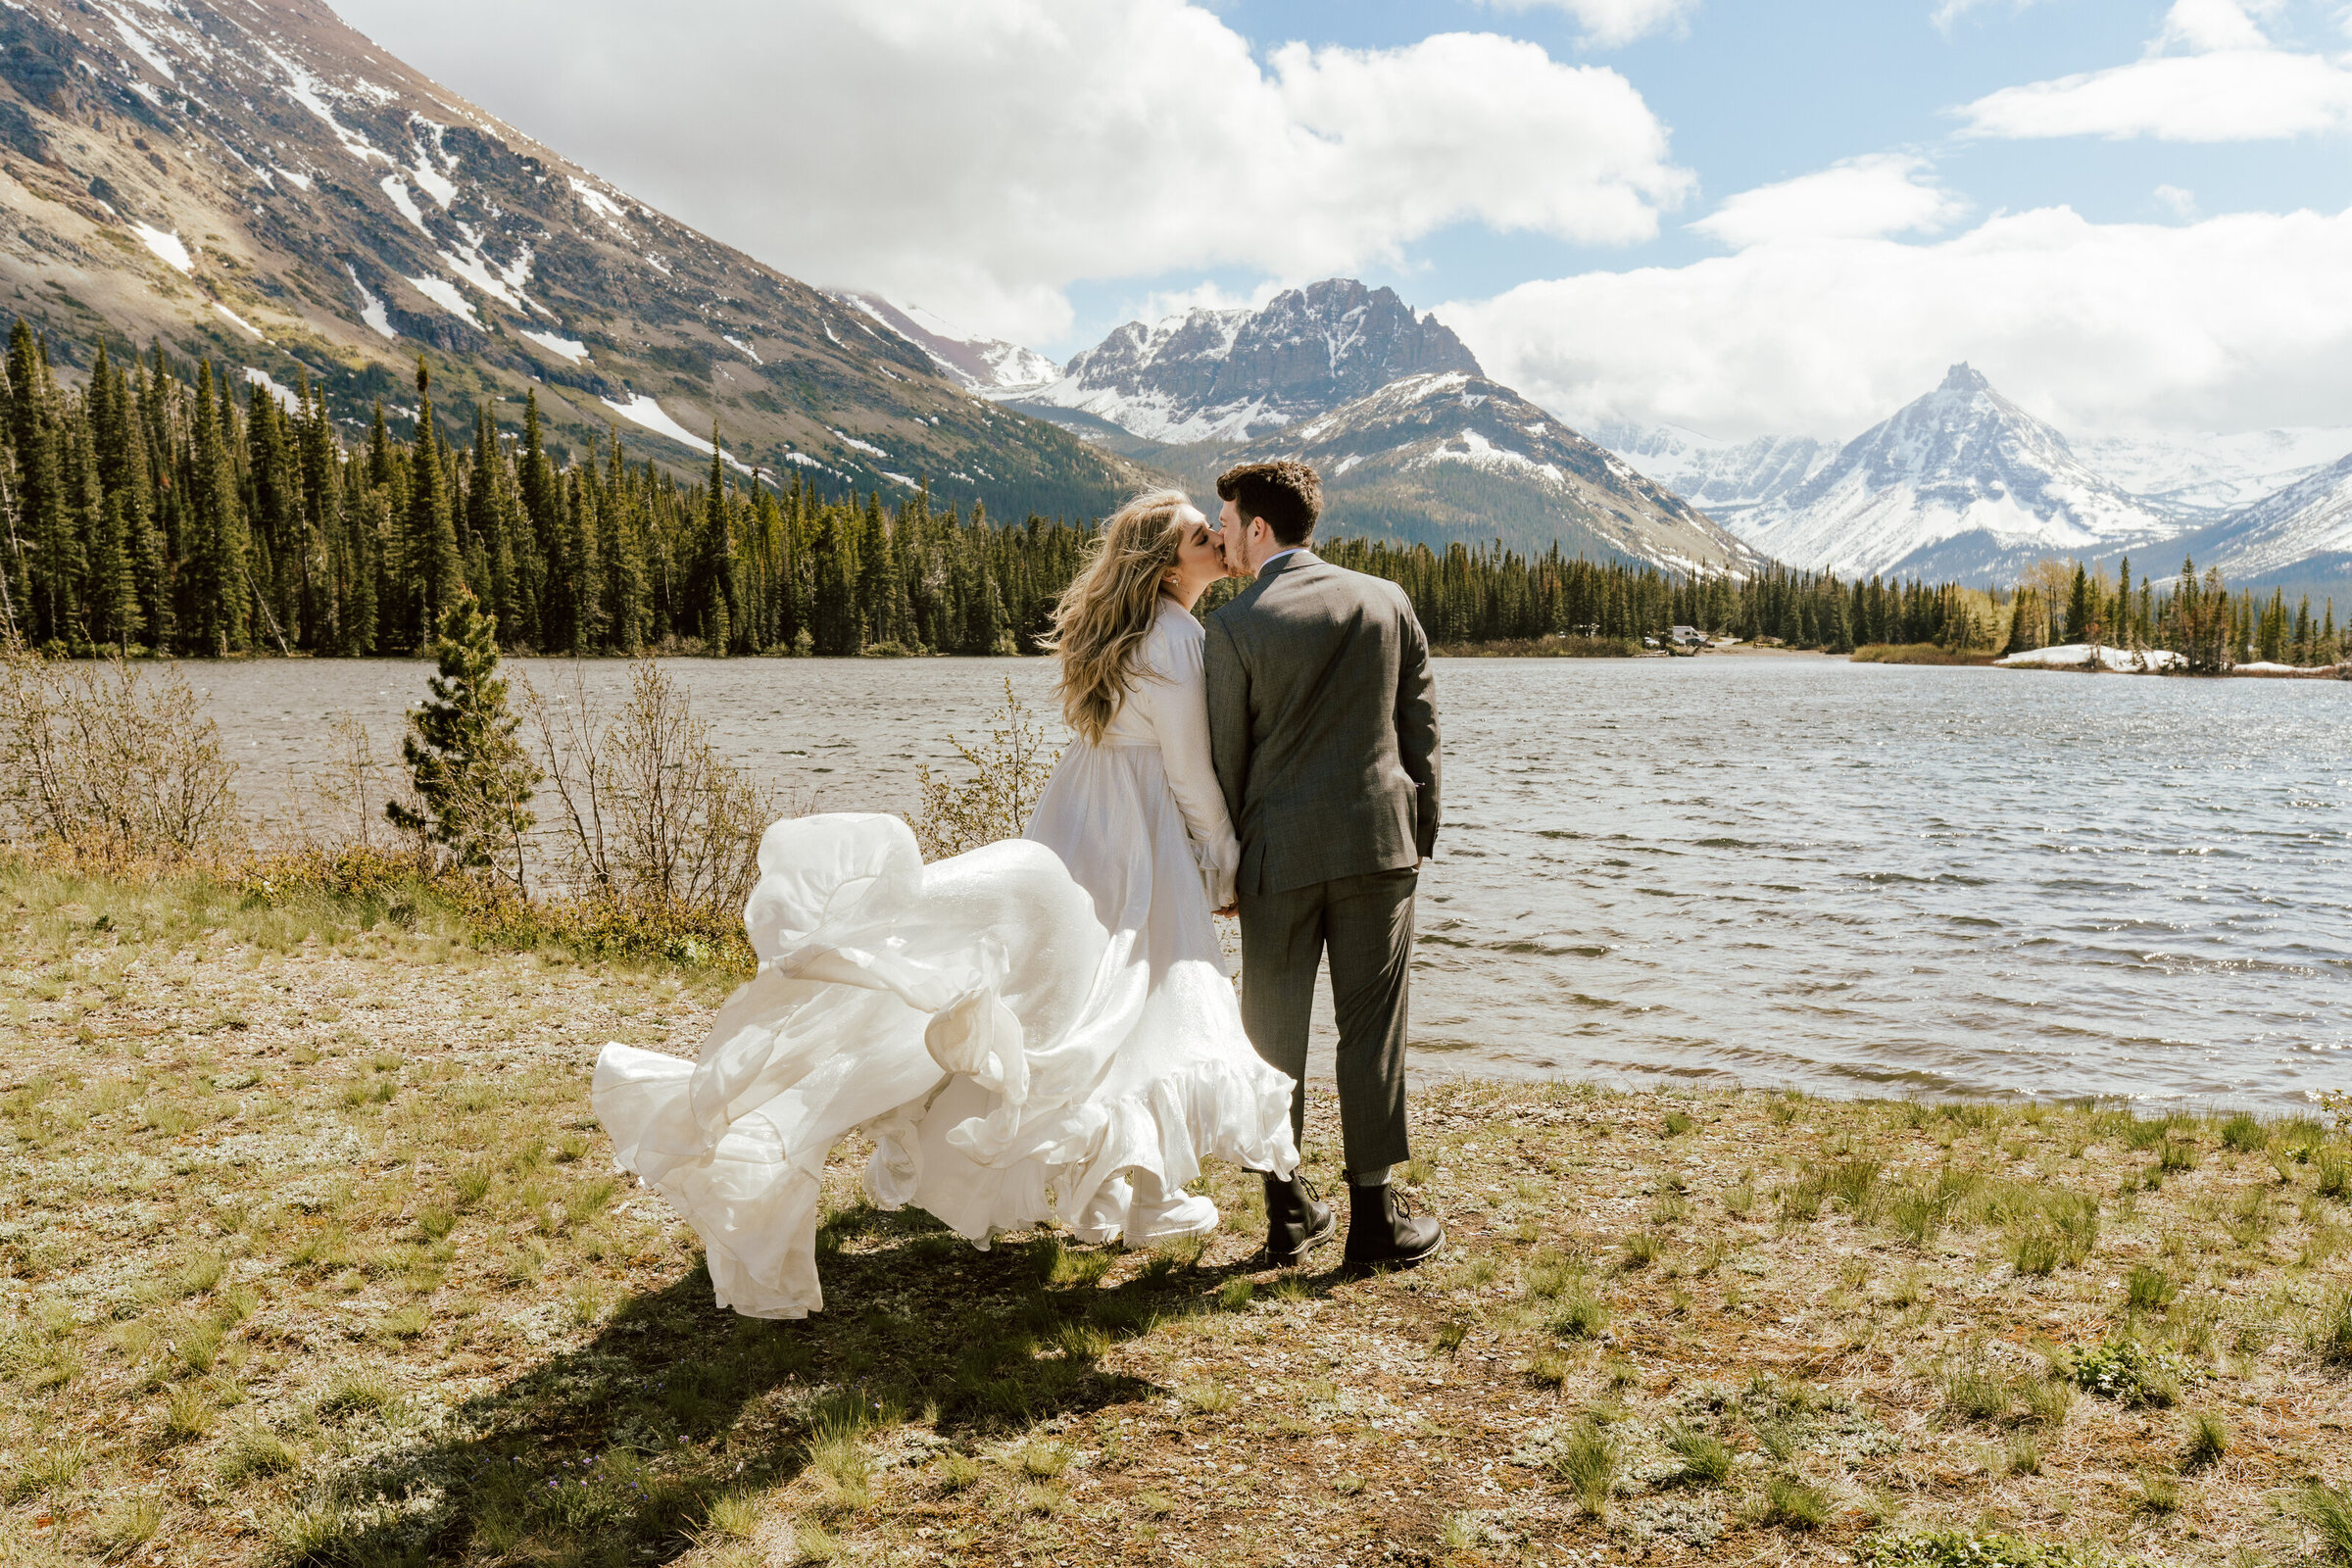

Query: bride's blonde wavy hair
[1042,489,1196,744]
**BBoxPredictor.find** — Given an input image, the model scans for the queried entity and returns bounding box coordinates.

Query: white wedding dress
[592,597,1299,1318]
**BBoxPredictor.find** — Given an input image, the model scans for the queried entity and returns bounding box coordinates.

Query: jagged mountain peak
[1204,370,1764,575]
[1740,366,2174,579]
[1019,277,1483,445]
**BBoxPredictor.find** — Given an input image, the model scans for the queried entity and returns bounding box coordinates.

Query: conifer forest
[0,323,2329,666]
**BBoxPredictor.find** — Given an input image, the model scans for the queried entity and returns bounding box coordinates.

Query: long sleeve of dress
[1135,617,1243,909]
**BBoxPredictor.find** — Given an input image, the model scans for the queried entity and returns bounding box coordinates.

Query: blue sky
[343,0,2352,439]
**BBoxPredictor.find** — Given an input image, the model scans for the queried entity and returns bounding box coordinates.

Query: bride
[592,491,1302,1317]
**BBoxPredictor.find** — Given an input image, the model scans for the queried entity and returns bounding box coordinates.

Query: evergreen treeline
[1320,539,1989,655]
[9,320,2335,669]
[0,327,1086,660]
[2003,555,2339,668]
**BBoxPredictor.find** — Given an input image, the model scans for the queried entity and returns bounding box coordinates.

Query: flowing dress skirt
[591,807,1296,1319]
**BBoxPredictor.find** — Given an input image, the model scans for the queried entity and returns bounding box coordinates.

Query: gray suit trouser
[1237,865,1416,1177]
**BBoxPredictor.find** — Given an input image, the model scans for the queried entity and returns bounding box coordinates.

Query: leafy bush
[1858,1530,2091,1568]
[2059,1336,2190,1406]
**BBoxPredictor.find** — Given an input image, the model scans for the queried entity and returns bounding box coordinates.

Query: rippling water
[188,654,2352,1110]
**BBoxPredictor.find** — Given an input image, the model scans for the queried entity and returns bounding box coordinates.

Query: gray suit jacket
[1205,551,1441,897]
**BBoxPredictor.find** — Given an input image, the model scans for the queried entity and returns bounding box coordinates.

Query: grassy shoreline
[4,863,2351,1567]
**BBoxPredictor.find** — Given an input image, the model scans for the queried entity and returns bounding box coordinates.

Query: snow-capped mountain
[1203,373,1764,574]
[2071,427,2352,522]
[1738,366,2179,580]
[834,293,1058,397]
[2181,452,2352,581]
[1019,280,1483,444]
[1589,422,1838,524]
[0,0,1141,515]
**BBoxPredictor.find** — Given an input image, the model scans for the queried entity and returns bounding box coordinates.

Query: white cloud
[1930,0,2046,35]
[2156,0,2274,52]
[1441,203,2352,440]
[2154,183,2200,218]
[1690,155,1965,249]
[1958,0,2352,140]
[331,0,1689,347]
[1468,0,1699,48]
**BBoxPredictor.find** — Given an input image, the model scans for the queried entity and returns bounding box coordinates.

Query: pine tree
[386,588,540,884]
[183,361,251,655]
[406,359,464,650]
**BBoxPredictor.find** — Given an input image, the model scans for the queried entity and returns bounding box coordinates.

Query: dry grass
[3,863,2350,1566]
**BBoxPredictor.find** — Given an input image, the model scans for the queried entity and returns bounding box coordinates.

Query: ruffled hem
[865,1040,1298,1245]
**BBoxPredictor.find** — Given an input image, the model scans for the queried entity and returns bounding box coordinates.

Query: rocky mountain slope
[1196,372,1764,572]
[1732,366,2179,580]
[1015,280,1483,445]
[2178,452,2352,584]
[0,0,1141,516]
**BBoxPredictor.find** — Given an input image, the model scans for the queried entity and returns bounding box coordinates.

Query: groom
[1204,460,1444,1272]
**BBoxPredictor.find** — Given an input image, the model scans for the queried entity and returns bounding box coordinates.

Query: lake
[185,654,2352,1111]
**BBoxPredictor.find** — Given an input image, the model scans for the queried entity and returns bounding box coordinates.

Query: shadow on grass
[284,1202,1253,1566]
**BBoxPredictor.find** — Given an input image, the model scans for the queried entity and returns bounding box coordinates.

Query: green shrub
[1759,1474,1834,1529]
[2126,1265,2178,1313]
[2181,1409,2229,1470]
[2314,1290,2352,1365]
[2219,1112,2266,1152]
[1546,1420,1618,1516]
[1858,1531,2088,1568]
[1663,1422,1734,1487]
[1826,1158,1885,1218]
[1549,1287,1608,1340]
[2061,1336,2189,1406]
[2293,1480,2352,1563]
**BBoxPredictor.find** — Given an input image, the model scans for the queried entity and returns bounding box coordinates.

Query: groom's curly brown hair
[1215,460,1322,547]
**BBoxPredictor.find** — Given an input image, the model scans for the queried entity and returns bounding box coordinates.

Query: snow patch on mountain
[519,328,587,365]
[262,43,386,166]
[132,222,190,275]
[242,367,296,412]
[406,142,457,209]
[406,274,480,328]
[106,10,174,80]
[1227,370,1764,574]
[379,174,427,234]
[601,395,753,474]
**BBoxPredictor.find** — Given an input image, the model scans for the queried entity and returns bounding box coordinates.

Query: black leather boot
[1343,1179,1444,1271]
[1260,1172,1335,1268]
